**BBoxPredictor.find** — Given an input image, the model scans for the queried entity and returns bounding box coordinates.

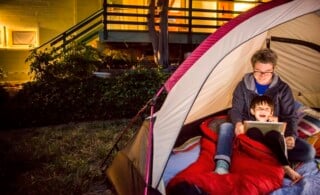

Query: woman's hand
[235,122,244,135]
[285,136,296,149]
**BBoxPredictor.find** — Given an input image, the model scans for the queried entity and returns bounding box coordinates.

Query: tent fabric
[163,0,288,92]
[106,151,146,195]
[152,0,320,190]
[106,120,150,195]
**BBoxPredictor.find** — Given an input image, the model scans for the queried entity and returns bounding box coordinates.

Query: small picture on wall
[12,31,36,46]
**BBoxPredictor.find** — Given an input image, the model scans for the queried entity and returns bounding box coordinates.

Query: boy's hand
[285,136,296,149]
[268,116,278,122]
[235,122,244,135]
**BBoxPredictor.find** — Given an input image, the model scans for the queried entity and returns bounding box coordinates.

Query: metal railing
[36,1,263,52]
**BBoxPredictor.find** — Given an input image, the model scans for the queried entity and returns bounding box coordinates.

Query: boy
[246,95,301,182]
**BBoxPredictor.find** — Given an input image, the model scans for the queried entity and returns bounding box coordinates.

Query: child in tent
[245,95,302,182]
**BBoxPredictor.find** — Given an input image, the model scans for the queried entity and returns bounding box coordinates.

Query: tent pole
[144,86,165,195]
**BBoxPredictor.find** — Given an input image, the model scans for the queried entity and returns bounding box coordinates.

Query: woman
[214,48,315,178]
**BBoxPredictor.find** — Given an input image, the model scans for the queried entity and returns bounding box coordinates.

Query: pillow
[303,107,320,120]
[295,103,320,156]
[296,105,320,138]
[163,136,201,186]
[297,114,320,138]
[172,136,201,154]
[295,101,320,120]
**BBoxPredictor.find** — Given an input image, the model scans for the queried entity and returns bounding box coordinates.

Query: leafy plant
[25,48,56,81]
[104,67,169,117]
[102,49,132,69]
[26,42,104,81]
[0,68,5,79]
[0,84,9,108]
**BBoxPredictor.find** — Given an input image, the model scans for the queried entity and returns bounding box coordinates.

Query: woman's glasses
[253,70,273,76]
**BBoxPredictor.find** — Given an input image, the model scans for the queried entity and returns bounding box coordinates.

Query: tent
[106,0,320,194]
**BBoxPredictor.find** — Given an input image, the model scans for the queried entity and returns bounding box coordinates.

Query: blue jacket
[229,73,298,137]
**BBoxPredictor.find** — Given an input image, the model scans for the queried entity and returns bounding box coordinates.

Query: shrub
[0,42,169,129]
[0,85,9,125]
[2,77,111,128]
[0,85,9,105]
[25,42,104,81]
[0,68,5,79]
[1,68,168,129]
[104,67,169,118]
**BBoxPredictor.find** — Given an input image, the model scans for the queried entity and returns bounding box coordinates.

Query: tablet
[243,120,286,135]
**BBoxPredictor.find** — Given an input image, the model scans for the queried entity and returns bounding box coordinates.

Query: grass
[0,119,138,195]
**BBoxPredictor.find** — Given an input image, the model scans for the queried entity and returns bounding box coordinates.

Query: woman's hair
[251,48,278,68]
[250,95,274,111]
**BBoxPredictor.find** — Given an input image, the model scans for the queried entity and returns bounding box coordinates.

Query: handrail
[50,11,103,46]
[35,2,263,53]
[37,8,104,51]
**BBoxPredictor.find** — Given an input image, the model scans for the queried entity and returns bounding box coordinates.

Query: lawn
[0,119,137,194]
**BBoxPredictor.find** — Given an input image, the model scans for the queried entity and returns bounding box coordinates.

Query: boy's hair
[251,48,278,68]
[250,95,274,111]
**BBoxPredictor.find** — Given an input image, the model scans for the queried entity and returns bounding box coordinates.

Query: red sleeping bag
[167,118,284,195]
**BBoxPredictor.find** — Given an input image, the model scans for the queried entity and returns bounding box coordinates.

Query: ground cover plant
[0,119,137,194]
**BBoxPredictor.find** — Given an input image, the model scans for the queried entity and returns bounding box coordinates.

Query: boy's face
[250,103,273,122]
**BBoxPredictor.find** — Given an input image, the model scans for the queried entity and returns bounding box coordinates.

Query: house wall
[0,0,102,83]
